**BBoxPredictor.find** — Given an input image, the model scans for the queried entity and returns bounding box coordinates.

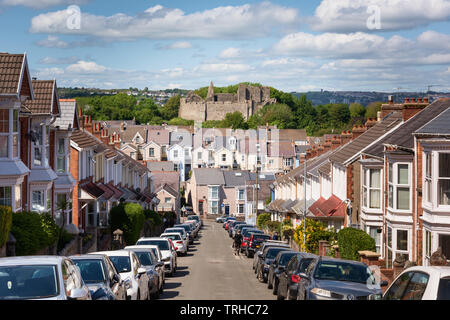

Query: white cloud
[35,35,69,48]
[29,2,299,40]
[1,0,88,9]
[66,60,107,74]
[159,41,192,50]
[39,55,79,64]
[218,47,242,59]
[310,0,450,32]
[193,63,252,73]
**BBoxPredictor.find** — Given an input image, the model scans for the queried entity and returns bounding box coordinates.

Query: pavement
[159,219,276,300]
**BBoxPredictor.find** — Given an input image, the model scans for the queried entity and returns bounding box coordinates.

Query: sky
[0,0,449,92]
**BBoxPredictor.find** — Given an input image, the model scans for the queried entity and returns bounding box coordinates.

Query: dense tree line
[73,84,383,136]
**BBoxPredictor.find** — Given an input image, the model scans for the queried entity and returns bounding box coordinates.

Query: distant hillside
[292,91,450,107]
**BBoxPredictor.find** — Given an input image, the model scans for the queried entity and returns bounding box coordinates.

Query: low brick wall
[59,236,81,257]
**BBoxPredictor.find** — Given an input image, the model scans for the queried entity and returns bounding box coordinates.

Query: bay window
[56,138,67,173]
[363,168,381,209]
[0,185,22,211]
[0,109,19,159]
[387,226,393,268]
[0,186,11,206]
[438,153,450,205]
[388,162,411,211]
[368,226,382,253]
[33,124,49,167]
[31,190,45,212]
[424,153,432,203]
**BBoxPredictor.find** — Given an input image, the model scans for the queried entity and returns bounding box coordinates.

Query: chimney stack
[341,131,352,145]
[352,125,366,140]
[331,136,341,150]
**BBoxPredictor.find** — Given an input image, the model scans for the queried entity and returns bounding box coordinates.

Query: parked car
[125,245,165,294]
[70,254,127,300]
[184,220,199,237]
[186,214,202,227]
[295,256,385,300]
[240,229,264,253]
[252,241,290,271]
[223,217,236,229]
[232,224,255,239]
[164,227,189,251]
[216,215,229,223]
[276,252,316,299]
[123,247,162,299]
[383,266,450,300]
[136,237,177,277]
[91,250,149,300]
[267,251,301,295]
[246,233,272,258]
[256,246,293,283]
[161,233,187,256]
[0,256,91,300]
[228,221,246,237]
[174,223,195,243]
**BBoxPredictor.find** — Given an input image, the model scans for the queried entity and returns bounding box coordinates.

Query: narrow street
[160,220,275,300]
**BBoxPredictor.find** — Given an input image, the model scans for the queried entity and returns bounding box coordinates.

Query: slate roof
[147,161,175,172]
[318,162,331,176]
[170,130,192,147]
[415,104,450,136]
[151,171,180,191]
[364,98,450,157]
[118,126,146,143]
[329,111,403,165]
[191,168,225,185]
[71,130,98,149]
[267,141,295,157]
[222,170,250,187]
[147,128,170,145]
[155,183,179,198]
[24,80,59,115]
[52,99,78,130]
[80,182,104,199]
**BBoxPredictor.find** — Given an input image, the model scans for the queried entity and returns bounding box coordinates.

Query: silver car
[0,256,91,300]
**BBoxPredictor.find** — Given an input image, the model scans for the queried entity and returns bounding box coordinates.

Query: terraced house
[268,96,450,267]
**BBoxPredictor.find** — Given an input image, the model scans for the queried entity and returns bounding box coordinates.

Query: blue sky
[0,0,449,92]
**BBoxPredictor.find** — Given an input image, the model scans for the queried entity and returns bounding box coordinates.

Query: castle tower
[207,81,214,101]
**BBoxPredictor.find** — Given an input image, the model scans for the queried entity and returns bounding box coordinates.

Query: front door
[225,204,230,215]
[198,201,204,216]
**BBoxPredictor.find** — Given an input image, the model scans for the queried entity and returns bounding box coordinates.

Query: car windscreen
[108,256,131,273]
[73,259,106,284]
[314,261,375,284]
[137,240,170,251]
[437,277,450,300]
[0,265,58,299]
[134,252,154,266]
[162,234,181,241]
[266,248,290,260]
[279,253,297,266]
[166,228,184,235]
[253,235,270,242]
[187,216,199,221]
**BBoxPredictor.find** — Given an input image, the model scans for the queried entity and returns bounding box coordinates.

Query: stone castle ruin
[179,82,276,122]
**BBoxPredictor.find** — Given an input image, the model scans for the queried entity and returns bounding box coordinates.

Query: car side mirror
[299,273,309,280]
[278,265,285,271]
[380,280,388,287]
[112,273,121,284]
[67,288,89,300]
[258,252,263,258]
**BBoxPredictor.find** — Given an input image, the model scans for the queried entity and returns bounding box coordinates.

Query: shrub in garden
[11,211,59,256]
[143,209,162,226]
[266,221,281,234]
[0,206,12,248]
[337,227,376,261]
[293,218,336,254]
[110,203,146,245]
[256,213,271,230]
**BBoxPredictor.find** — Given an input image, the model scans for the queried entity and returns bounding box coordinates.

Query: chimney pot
[424,97,429,103]
[410,98,416,103]
[417,98,422,103]
[405,98,410,103]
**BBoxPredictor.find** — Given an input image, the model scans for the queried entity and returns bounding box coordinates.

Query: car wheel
[267,275,273,289]
[257,269,264,283]
[272,279,278,295]
[276,290,284,300]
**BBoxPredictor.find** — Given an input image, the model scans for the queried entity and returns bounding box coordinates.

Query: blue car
[296,256,387,300]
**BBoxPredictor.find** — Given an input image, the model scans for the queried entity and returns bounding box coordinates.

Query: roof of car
[0,255,66,265]
[399,266,450,276]
[91,250,131,257]
[315,256,367,266]
[138,237,170,241]
[69,254,106,260]
[161,233,181,237]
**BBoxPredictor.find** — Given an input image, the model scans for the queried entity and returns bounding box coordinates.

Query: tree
[160,95,181,120]
[222,111,248,129]
[349,103,365,119]
[337,227,376,261]
[293,218,336,253]
[365,101,383,118]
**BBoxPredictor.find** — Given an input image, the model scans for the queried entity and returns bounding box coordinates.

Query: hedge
[256,213,271,230]
[110,203,145,245]
[11,211,59,256]
[143,209,162,226]
[0,206,12,247]
[337,227,376,261]
[266,221,281,233]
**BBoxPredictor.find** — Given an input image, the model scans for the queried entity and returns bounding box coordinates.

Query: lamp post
[301,152,307,252]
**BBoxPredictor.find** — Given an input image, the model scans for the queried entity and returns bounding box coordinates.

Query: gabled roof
[117,126,146,143]
[170,130,192,147]
[329,111,403,165]
[24,79,60,115]
[147,161,174,172]
[155,183,179,198]
[364,98,450,157]
[414,106,450,136]
[222,170,250,187]
[0,53,34,99]
[151,171,180,191]
[147,127,170,145]
[191,168,225,185]
[267,141,295,157]
[70,129,98,149]
[53,99,79,130]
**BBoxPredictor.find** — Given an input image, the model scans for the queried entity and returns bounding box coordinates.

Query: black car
[295,256,385,300]
[70,254,127,300]
[267,251,300,295]
[240,229,264,253]
[277,252,316,300]
[232,224,255,239]
[256,246,292,283]
[228,221,246,237]
[246,233,272,258]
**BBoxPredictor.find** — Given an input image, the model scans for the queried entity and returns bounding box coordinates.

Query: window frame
[388,162,412,212]
[362,167,382,210]
[437,152,450,207]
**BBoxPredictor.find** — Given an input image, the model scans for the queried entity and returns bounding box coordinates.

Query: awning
[308,195,346,220]
[293,198,316,217]
[97,183,115,200]
[106,182,124,199]
[80,182,105,200]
